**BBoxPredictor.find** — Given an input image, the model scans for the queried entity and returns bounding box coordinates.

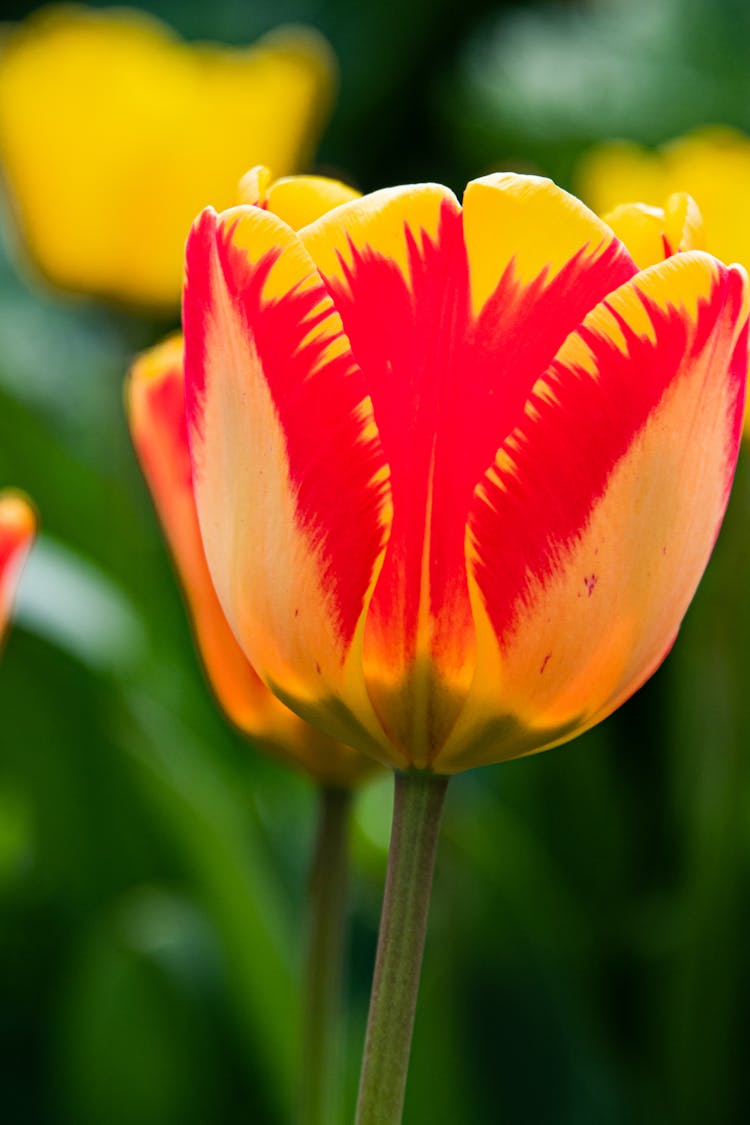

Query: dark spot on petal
[584,574,598,597]
[315,661,322,675]
[540,652,551,675]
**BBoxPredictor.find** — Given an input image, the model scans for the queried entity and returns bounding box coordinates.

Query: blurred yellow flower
[0,5,334,309]
[577,127,750,275]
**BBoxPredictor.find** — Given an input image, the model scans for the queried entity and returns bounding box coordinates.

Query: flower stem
[300,784,353,1125]
[355,770,449,1125]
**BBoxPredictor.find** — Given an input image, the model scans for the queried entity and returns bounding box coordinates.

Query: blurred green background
[2,0,750,1122]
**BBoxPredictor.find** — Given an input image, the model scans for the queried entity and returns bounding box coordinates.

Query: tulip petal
[184,204,392,757]
[440,252,748,771]
[128,336,375,784]
[301,176,635,763]
[301,185,468,759]
[0,492,36,645]
[603,193,705,269]
[238,164,361,227]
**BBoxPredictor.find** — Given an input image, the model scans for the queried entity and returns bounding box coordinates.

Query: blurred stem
[355,770,449,1125]
[300,785,353,1125]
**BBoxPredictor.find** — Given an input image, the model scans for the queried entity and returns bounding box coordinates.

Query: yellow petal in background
[0,6,335,309]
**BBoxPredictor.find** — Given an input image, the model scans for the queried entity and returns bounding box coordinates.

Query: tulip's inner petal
[237,165,361,228]
[440,252,748,772]
[301,175,635,764]
[0,492,36,644]
[601,202,670,270]
[603,193,705,270]
[184,204,393,759]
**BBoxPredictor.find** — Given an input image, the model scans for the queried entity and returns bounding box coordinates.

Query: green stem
[355,770,449,1125]
[300,785,353,1125]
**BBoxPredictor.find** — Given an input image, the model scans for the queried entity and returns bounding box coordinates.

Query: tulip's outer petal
[184,204,394,761]
[0,492,36,647]
[439,252,748,772]
[128,335,377,786]
[238,164,361,226]
[0,7,334,308]
[603,193,705,270]
[300,175,635,765]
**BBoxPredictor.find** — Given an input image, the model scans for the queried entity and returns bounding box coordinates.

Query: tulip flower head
[182,173,748,775]
[0,6,334,308]
[0,492,35,648]
[128,170,373,787]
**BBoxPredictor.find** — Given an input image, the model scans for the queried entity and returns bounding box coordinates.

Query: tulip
[0,492,36,648]
[128,166,367,1125]
[184,171,748,775]
[0,6,334,308]
[181,171,749,1124]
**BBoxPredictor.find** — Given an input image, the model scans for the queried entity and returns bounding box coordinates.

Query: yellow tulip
[0,5,334,309]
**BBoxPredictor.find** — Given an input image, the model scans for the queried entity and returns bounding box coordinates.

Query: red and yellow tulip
[0,492,35,647]
[182,173,749,774]
[0,6,334,309]
[127,170,373,787]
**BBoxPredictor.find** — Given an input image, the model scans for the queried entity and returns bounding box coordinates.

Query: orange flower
[127,171,372,787]
[0,6,334,309]
[0,492,36,648]
[182,173,748,773]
